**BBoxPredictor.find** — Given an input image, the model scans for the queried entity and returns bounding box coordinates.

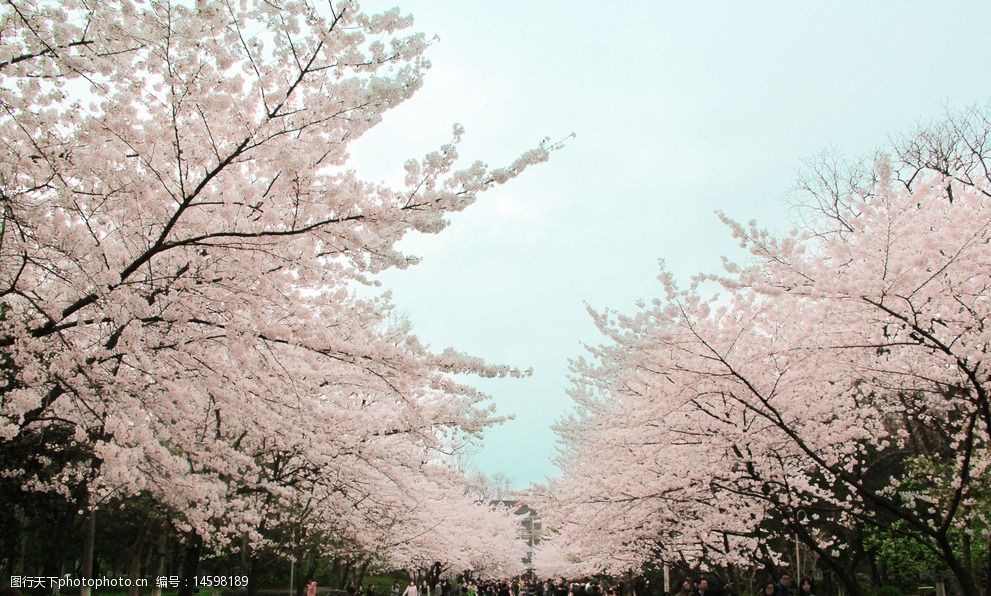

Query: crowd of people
[394,578,624,596]
[387,572,815,596]
[672,574,816,596]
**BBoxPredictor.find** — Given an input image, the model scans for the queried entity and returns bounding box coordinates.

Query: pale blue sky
[350,1,991,488]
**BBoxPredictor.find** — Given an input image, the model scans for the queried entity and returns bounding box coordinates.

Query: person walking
[773,574,792,596]
[403,581,418,596]
[697,578,733,596]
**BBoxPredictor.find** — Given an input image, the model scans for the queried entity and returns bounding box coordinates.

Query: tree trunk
[177,535,203,596]
[40,506,76,596]
[984,542,991,596]
[962,534,973,582]
[127,545,144,596]
[338,560,354,589]
[151,532,168,596]
[128,520,150,596]
[246,555,260,596]
[80,509,96,596]
[795,525,866,596]
[723,557,738,596]
[14,505,28,577]
[868,554,882,588]
[815,553,867,596]
[937,533,981,596]
[296,548,318,596]
[426,562,443,589]
[245,518,268,596]
[356,561,369,587]
[241,534,248,569]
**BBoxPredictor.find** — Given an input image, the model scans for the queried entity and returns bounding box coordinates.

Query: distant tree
[469,471,516,501]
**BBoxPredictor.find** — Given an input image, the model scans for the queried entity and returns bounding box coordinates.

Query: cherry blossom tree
[0,0,547,578]
[365,473,527,580]
[542,110,991,594]
[531,539,579,579]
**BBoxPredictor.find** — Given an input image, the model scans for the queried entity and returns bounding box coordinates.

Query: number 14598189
[195,576,249,588]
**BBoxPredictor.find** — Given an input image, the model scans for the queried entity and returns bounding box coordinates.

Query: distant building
[491,500,541,575]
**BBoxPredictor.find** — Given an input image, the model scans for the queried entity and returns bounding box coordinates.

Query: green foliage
[864,516,990,588]
[863,522,942,585]
[364,574,404,595]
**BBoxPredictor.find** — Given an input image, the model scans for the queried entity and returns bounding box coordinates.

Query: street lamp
[527,512,535,581]
[290,528,296,596]
[794,510,807,585]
